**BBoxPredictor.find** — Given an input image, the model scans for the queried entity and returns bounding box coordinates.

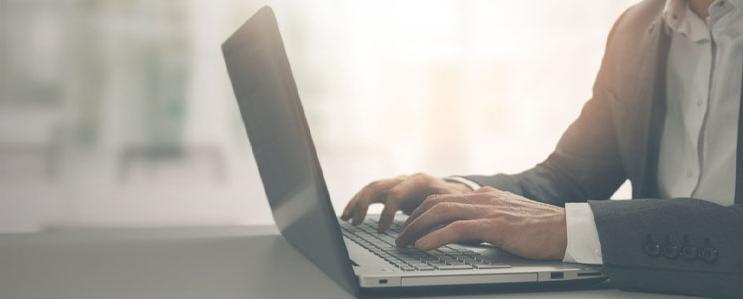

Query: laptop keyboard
[340,218,509,272]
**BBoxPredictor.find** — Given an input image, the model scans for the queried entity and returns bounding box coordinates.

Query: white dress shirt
[451,0,743,265]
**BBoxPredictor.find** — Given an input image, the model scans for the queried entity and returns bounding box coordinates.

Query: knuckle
[357,196,372,206]
[421,195,443,209]
[430,193,453,201]
[423,194,442,204]
[386,189,402,201]
[366,180,384,190]
[431,202,454,215]
[355,194,368,204]
[411,172,431,182]
[454,194,472,202]
[469,194,490,203]
[364,180,377,188]
[448,220,468,233]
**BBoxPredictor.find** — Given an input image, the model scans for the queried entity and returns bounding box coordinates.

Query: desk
[0,226,696,299]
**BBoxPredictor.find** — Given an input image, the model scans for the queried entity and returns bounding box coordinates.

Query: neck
[689,0,715,18]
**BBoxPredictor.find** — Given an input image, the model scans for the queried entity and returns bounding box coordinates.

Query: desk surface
[0,225,696,299]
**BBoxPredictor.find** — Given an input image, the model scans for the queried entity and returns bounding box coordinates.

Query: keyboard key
[400,265,416,271]
[426,259,449,265]
[341,218,511,271]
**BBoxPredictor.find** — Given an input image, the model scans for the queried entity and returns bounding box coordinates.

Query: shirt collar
[663,0,742,42]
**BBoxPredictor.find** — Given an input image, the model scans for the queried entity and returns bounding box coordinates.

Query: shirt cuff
[443,176,481,191]
[563,203,603,265]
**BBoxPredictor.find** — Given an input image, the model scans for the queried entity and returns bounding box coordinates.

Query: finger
[342,182,379,221]
[351,189,380,225]
[350,177,405,225]
[341,190,363,221]
[404,192,489,227]
[403,194,454,227]
[377,175,430,232]
[414,220,483,251]
[396,202,482,247]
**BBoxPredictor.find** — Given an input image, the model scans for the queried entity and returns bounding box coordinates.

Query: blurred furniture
[0,109,62,180]
[117,145,225,182]
[0,225,698,299]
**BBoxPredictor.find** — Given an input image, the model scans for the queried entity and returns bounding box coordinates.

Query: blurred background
[0,0,636,233]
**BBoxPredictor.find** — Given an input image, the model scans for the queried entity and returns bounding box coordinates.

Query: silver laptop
[222,6,606,296]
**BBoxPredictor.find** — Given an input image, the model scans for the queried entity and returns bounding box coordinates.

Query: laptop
[222,6,607,296]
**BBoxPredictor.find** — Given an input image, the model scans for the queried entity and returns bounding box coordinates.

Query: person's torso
[656,0,743,206]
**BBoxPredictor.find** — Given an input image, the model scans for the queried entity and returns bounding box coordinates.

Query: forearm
[460,159,623,207]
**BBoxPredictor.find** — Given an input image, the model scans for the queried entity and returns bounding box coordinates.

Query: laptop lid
[222,6,358,295]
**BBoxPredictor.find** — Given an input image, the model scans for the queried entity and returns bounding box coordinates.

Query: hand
[341,173,472,232]
[395,187,567,260]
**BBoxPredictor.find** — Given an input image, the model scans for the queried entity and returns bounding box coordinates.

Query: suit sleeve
[589,199,743,298]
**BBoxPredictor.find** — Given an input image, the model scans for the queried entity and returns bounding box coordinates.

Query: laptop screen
[222,6,358,295]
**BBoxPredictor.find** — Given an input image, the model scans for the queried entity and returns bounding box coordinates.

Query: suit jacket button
[681,235,697,260]
[700,239,719,263]
[681,246,698,260]
[644,243,661,256]
[643,235,661,257]
[661,235,679,259]
[700,247,719,263]
[662,244,679,259]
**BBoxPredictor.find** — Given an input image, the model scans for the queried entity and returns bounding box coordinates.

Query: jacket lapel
[736,66,743,204]
[630,16,671,199]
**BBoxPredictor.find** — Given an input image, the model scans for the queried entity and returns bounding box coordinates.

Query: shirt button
[686,169,693,177]
[696,99,703,106]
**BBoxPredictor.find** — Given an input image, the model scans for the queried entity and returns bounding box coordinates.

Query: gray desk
[0,226,696,299]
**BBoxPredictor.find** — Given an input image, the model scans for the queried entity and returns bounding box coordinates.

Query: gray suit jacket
[462,1,743,297]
